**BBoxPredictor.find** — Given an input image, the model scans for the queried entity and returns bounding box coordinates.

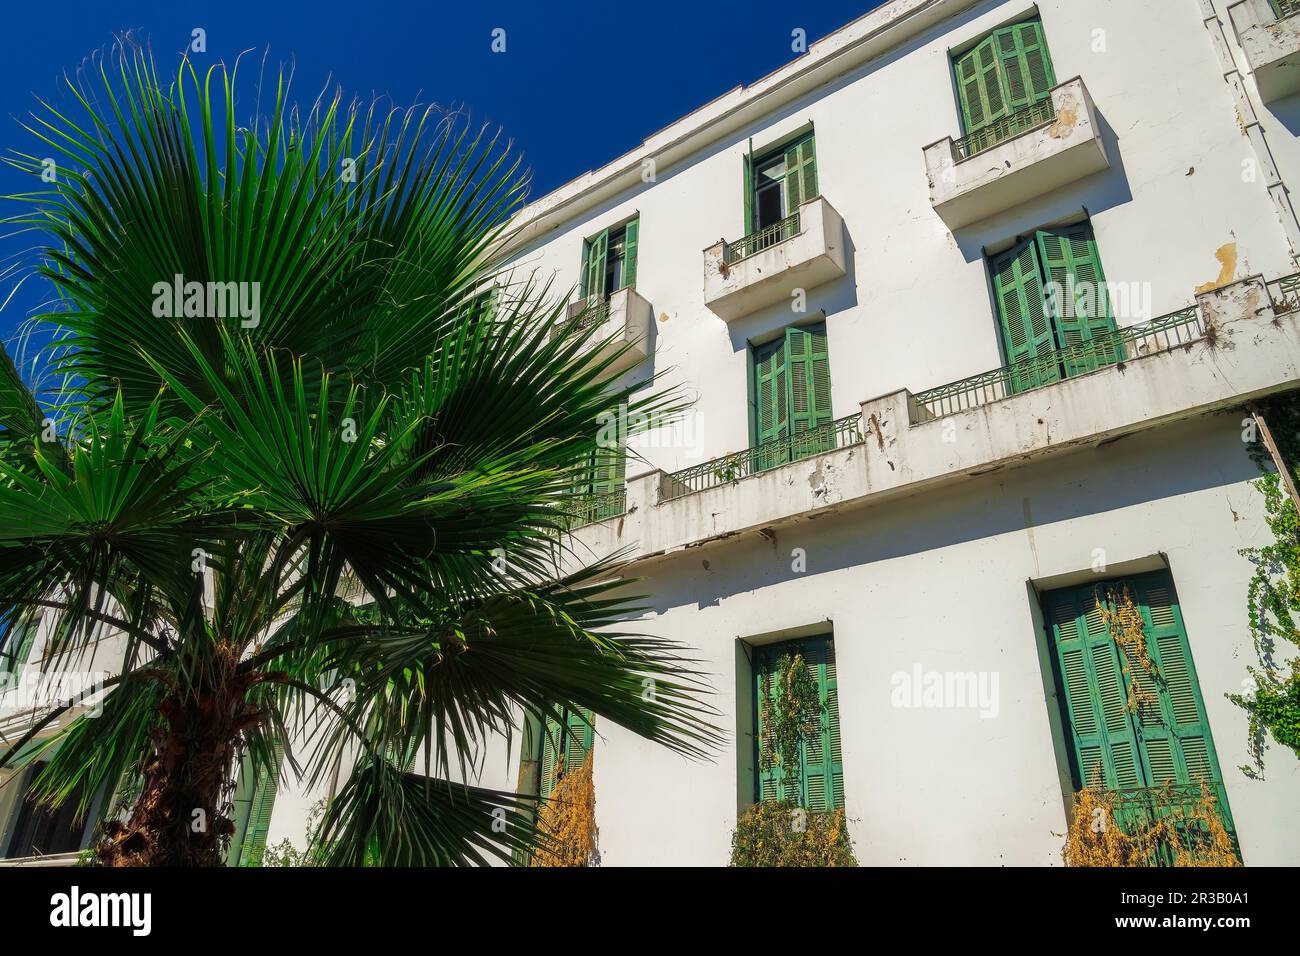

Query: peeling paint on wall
[1195,243,1238,294]
[1048,94,1078,140]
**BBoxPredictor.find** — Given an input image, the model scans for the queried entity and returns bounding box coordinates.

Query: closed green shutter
[1046,572,1234,836]
[589,438,626,521]
[754,636,843,812]
[991,238,1057,393]
[953,34,1008,134]
[752,336,790,471]
[622,218,639,290]
[995,19,1056,112]
[783,135,818,215]
[786,324,833,458]
[538,708,594,797]
[1047,589,1143,790]
[743,141,755,234]
[581,229,608,300]
[1035,223,1118,376]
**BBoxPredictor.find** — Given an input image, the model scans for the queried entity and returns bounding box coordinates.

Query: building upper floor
[493,0,1300,557]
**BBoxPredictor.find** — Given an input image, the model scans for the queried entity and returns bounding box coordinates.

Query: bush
[729,800,857,867]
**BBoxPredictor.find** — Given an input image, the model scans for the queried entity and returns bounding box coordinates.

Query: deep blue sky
[0,0,885,360]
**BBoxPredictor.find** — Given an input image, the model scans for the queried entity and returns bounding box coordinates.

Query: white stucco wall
[587,415,1300,866]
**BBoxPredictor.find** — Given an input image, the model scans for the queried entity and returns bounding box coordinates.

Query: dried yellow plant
[1063,782,1240,867]
[531,751,598,867]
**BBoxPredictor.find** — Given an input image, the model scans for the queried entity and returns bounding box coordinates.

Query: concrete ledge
[560,286,653,373]
[569,276,1299,566]
[703,196,847,321]
[1230,0,1300,102]
[925,77,1110,230]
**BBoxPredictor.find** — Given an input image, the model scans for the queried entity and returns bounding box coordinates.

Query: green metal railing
[1274,0,1300,21]
[552,298,612,338]
[1268,271,1300,314]
[910,306,1205,421]
[560,488,627,530]
[1097,783,1238,867]
[955,98,1057,159]
[722,211,802,264]
[662,414,863,501]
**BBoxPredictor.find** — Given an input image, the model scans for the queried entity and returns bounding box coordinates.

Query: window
[4,762,91,858]
[751,635,843,811]
[226,743,284,867]
[744,132,818,236]
[952,16,1056,152]
[568,433,626,526]
[538,707,593,797]
[1043,571,1236,848]
[989,220,1117,393]
[580,217,639,301]
[0,615,39,679]
[749,323,833,469]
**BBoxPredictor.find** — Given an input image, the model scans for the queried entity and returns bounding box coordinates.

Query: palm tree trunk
[97,649,256,867]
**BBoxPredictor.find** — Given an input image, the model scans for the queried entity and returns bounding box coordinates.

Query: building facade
[4,0,1300,866]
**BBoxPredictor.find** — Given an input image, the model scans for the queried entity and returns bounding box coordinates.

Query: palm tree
[0,44,717,866]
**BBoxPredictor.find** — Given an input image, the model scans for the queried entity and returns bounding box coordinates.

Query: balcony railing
[1275,0,1300,20]
[560,488,627,530]
[722,212,802,265]
[909,306,1205,421]
[552,299,613,338]
[1096,783,1238,867]
[662,414,863,501]
[1268,271,1300,314]
[954,98,1057,160]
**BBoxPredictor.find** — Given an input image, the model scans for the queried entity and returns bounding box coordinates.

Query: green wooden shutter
[953,34,1008,134]
[1047,588,1144,791]
[590,437,626,520]
[754,637,843,812]
[539,708,593,797]
[995,19,1056,112]
[782,135,817,216]
[622,218,639,290]
[1035,223,1118,376]
[751,337,790,471]
[0,618,38,677]
[229,743,284,866]
[800,638,843,812]
[582,229,608,301]
[743,142,755,234]
[786,324,833,460]
[991,238,1057,393]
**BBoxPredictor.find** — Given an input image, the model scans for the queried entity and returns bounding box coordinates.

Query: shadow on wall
[605,413,1259,613]
[949,108,1134,265]
[1263,89,1300,136]
[719,222,860,355]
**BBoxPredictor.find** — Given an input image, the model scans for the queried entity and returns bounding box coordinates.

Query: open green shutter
[783,136,817,215]
[991,238,1057,393]
[1035,223,1118,376]
[622,218,639,289]
[0,619,38,677]
[743,142,755,234]
[996,19,1056,112]
[786,324,833,459]
[583,229,608,301]
[954,34,1008,135]
[590,437,626,520]
[231,743,284,866]
[539,715,561,797]
[752,337,790,471]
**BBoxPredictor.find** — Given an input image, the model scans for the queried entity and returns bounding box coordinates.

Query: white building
[5,0,1300,866]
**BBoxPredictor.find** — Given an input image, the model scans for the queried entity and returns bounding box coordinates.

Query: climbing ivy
[757,650,822,794]
[1234,394,1300,775]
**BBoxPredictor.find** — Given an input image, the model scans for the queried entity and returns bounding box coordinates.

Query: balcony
[925,77,1110,229]
[1230,0,1300,102]
[703,196,847,321]
[565,273,1300,564]
[552,286,653,373]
